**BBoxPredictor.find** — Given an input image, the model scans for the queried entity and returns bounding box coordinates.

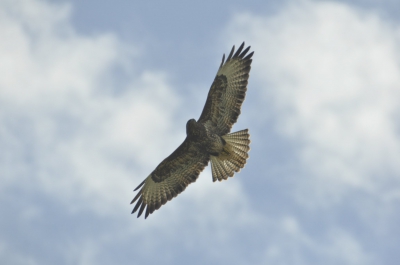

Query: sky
[1,0,400,264]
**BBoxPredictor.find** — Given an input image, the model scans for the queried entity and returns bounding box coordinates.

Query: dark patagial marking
[200,75,228,122]
[214,75,228,92]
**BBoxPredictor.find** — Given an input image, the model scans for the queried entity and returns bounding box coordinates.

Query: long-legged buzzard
[131,43,253,219]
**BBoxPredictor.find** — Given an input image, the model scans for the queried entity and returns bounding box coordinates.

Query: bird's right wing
[131,138,209,219]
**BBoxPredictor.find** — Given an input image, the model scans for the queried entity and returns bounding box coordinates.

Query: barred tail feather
[210,129,250,182]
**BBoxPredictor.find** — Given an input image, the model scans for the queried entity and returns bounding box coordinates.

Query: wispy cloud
[0,2,258,263]
[0,0,182,215]
[2,0,400,264]
[226,0,400,207]
[223,1,400,263]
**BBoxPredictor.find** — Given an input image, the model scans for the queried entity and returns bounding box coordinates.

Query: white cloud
[0,1,260,262]
[4,0,399,264]
[262,216,374,265]
[0,0,256,231]
[225,0,400,207]
[0,241,38,265]
[0,0,183,215]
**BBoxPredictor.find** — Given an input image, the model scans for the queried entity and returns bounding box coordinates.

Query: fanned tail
[210,129,250,182]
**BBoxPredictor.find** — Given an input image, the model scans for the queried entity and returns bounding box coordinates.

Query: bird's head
[186,118,196,130]
[186,119,198,137]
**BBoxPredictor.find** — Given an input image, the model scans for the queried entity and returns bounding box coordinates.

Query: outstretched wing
[131,138,209,219]
[198,42,253,135]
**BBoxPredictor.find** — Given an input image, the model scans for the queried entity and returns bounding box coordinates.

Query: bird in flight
[131,42,253,218]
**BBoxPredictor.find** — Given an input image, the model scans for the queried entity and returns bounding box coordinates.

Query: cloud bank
[226,0,400,207]
[1,0,400,264]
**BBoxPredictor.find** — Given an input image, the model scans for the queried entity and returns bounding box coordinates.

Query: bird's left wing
[198,42,253,135]
[131,138,209,219]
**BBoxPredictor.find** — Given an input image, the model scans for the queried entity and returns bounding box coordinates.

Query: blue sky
[1,0,400,264]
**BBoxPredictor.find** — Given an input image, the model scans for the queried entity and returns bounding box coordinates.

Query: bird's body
[186,119,224,155]
[131,43,253,218]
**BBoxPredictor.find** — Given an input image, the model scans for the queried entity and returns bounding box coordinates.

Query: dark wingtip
[134,179,146,191]
[233,42,245,58]
[131,197,143,214]
[224,42,253,64]
[239,46,251,59]
[219,53,226,68]
[243,51,254,60]
[137,202,146,218]
[226,45,235,62]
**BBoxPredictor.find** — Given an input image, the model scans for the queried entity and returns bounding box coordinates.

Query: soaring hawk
[131,42,253,218]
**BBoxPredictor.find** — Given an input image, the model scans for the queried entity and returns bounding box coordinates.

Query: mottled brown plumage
[131,42,253,218]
